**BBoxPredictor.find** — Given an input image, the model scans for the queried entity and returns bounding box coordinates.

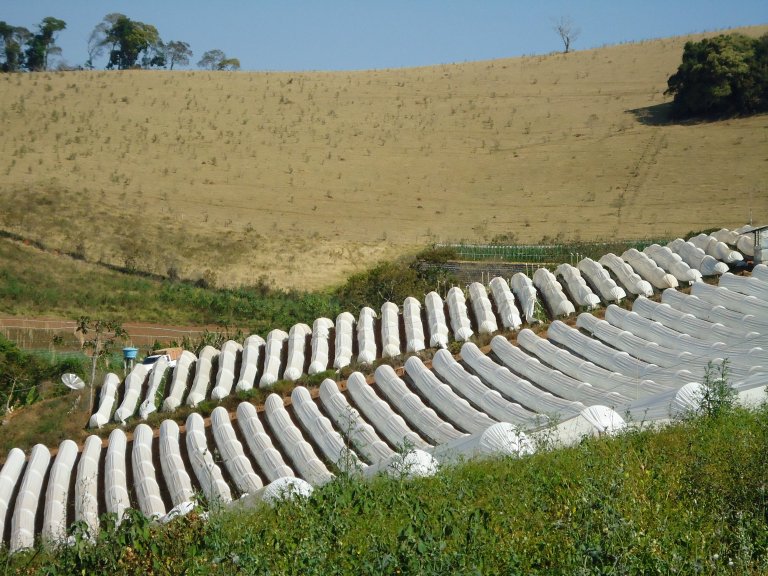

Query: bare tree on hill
[554,16,580,54]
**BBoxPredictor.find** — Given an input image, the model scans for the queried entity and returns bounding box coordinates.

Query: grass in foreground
[8,404,768,575]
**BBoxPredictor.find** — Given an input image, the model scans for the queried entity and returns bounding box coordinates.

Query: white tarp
[357,307,378,365]
[374,364,466,444]
[469,282,499,335]
[235,335,265,392]
[491,336,627,406]
[283,324,312,381]
[185,412,232,505]
[662,289,766,334]
[292,386,365,472]
[260,330,288,387]
[381,302,402,358]
[346,372,431,451]
[236,402,295,482]
[404,356,496,434]
[643,244,702,284]
[425,291,450,348]
[186,345,220,406]
[333,312,355,370]
[264,394,334,486]
[319,378,393,463]
[11,444,50,553]
[719,273,768,302]
[577,258,626,303]
[0,448,25,544]
[42,439,77,545]
[554,263,601,309]
[309,318,334,374]
[139,355,169,419]
[621,248,678,290]
[159,419,195,506]
[546,406,626,447]
[132,423,166,519]
[516,328,668,400]
[76,435,102,533]
[599,253,654,297]
[447,287,474,342]
[666,238,728,276]
[89,372,121,428]
[361,449,438,479]
[211,406,263,495]
[114,363,150,423]
[633,296,758,343]
[691,281,768,316]
[533,268,575,317]
[403,297,426,353]
[460,342,583,419]
[211,340,243,399]
[689,233,744,262]
[511,273,539,324]
[431,422,533,464]
[162,350,196,412]
[430,349,540,427]
[753,264,768,282]
[548,319,686,388]
[489,276,522,330]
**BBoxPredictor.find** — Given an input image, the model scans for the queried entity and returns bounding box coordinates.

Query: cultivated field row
[0,226,766,551]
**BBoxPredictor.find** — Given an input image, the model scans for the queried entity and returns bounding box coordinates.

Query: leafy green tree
[666,33,768,118]
[0,22,30,72]
[165,40,192,70]
[91,13,163,69]
[24,16,66,71]
[198,49,240,70]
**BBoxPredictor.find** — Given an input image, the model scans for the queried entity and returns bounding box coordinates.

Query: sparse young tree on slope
[24,16,66,71]
[165,40,192,70]
[553,16,580,54]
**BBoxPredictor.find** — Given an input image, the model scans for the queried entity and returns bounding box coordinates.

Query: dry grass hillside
[1,26,766,290]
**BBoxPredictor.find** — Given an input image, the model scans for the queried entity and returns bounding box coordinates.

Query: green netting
[436,239,671,264]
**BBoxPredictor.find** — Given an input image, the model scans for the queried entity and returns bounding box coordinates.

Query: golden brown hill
[1,26,766,290]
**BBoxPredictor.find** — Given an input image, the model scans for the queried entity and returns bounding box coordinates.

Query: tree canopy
[198,49,240,71]
[665,33,768,118]
[165,40,193,70]
[24,17,66,71]
[0,21,31,72]
[91,13,164,69]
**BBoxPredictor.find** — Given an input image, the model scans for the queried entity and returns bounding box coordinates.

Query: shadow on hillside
[627,102,674,126]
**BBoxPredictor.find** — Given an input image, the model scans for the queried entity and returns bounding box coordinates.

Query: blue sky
[3,1,766,71]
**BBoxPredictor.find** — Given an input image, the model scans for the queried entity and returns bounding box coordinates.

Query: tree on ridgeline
[90,13,164,69]
[165,40,192,70]
[553,16,580,54]
[0,22,30,72]
[665,33,768,118]
[198,49,240,70]
[24,16,66,71]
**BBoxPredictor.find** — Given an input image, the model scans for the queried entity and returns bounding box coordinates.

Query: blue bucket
[122,347,139,360]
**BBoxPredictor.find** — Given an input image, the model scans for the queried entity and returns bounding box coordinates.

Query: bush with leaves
[666,33,768,118]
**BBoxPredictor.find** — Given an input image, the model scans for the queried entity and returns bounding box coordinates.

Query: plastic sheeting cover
[11,444,50,553]
[357,307,378,365]
[308,318,334,375]
[76,435,102,533]
[446,287,474,341]
[211,406,263,495]
[114,363,150,423]
[554,263,601,309]
[621,248,678,290]
[235,335,265,392]
[667,238,728,276]
[533,268,575,318]
[260,330,288,388]
[469,282,499,335]
[284,324,312,382]
[489,276,522,330]
[577,258,626,303]
[333,312,355,370]
[381,302,401,358]
[42,439,77,545]
[643,244,702,283]
[89,372,121,428]
[236,402,295,482]
[185,412,232,505]
[403,297,426,353]
[598,253,653,297]
[186,345,219,406]
[132,423,166,518]
[425,292,450,348]
[162,350,196,412]
[211,340,243,400]
[159,419,195,506]
[139,356,169,420]
[511,273,539,324]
